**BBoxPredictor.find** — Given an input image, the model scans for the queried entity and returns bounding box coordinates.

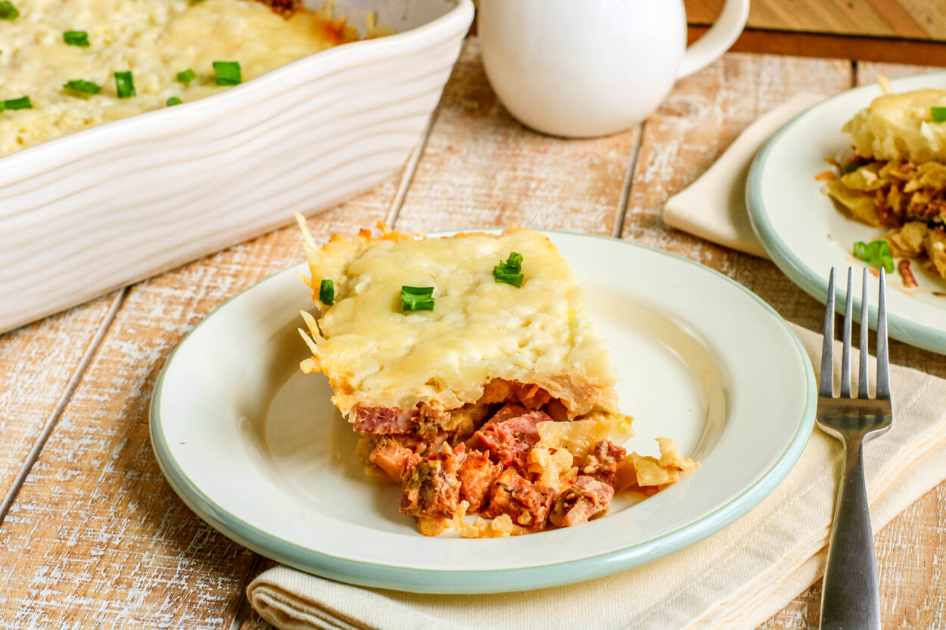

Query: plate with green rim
[747,72,946,356]
[149,229,815,594]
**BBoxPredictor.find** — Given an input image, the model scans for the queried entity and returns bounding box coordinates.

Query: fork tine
[820,268,836,397]
[876,268,890,400]
[858,268,870,399]
[840,268,854,398]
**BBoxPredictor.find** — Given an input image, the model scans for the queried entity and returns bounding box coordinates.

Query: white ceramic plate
[747,72,946,355]
[150,230,815,594]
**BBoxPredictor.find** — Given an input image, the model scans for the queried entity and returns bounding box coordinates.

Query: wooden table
[1,39,944,629]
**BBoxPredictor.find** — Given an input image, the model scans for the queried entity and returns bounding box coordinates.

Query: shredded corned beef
[400,445,464,519]
[352,405,419,434]
[481,468,555,529]
[468,406,553,469]
[549,475,614,527]
[457,451,502,512]
[581,440,627,487]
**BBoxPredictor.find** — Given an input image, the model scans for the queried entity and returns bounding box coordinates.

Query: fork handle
[820,437,881,630]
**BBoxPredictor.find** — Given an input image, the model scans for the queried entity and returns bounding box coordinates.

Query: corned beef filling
[359,386,625,531]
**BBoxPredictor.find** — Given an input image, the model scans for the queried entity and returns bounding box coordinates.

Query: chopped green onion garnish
[932,106,946,124]
[843,162,861,174]
[114,71,135,98]
[63,31,89,47]
[176,69,196,84]
[166,97,183,107]
[853,240,894,273]
[63,80,101,95]
[213,61,241,86]
[493,252,524,287]
[401,286,434,312]
[3,96,31,110]
[0,1,18,20]
[319,279,334,305]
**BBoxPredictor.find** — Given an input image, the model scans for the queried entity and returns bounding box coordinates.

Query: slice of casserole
[296,220,696,536]
[823,86,946,280]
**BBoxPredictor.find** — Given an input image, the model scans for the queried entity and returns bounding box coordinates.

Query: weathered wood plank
[686,0,938,40]
[0,296,117,500]
[395,38,639,237]
[621,53,851,332]
[0,177,401,629]
[857,60,939,85]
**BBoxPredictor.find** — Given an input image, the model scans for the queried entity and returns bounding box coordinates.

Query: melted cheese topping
[0,0,355,156]
[298,226,620,418]
[845,89,946,163]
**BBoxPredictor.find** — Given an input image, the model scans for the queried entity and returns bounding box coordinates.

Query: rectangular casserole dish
[0,0,473,333]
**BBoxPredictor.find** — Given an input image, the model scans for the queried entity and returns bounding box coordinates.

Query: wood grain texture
[4,39,946,630]
[395,38,639,237]
[0,295,116,500]
[0,176,401,629]
[856,59,941,85]
[685,0,941,40]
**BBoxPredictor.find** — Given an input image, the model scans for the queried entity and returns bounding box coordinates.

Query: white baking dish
[0,0,473,333]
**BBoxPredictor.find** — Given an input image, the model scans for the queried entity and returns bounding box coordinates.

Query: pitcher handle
[678,0,750,78]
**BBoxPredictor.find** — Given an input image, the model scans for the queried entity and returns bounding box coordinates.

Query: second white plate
[150,230,815,593]
[747,72,946,355]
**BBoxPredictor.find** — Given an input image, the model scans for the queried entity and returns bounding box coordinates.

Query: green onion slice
[932,106,946,124]
[3,96,31,110]
[493,252,524,287]
[401,286,434,312]
[166,97,183,107]
[213,61,242,86]
[0,1,18,20]
[63,80,101,95]
[853,240,894,273]
[63,31,90,47]
[319,279,334,305]
[176,69,196,84]
[114,71,135,98]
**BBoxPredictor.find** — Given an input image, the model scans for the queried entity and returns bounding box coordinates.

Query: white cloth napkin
[662,92,827,259]
[247,325,946,630]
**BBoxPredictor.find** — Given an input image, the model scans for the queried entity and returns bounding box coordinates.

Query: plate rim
[149,229,817,594]
[746,71,946,356]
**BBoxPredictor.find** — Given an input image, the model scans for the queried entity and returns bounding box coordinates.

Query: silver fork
[817,267,893,630]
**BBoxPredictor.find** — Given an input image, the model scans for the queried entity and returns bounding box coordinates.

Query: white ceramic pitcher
[478,0,750,138]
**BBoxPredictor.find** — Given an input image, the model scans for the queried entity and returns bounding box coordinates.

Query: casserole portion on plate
[0,0,382,156]
[295,222,697,536]
[824,85,946,282]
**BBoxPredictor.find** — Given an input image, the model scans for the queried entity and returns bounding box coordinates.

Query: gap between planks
[385,104,442,229]
[0,287,129,526]
[614,121,647,239]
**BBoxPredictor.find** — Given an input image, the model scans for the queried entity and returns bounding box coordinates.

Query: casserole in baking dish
[0,0,374,156]
[0,0,473,333]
